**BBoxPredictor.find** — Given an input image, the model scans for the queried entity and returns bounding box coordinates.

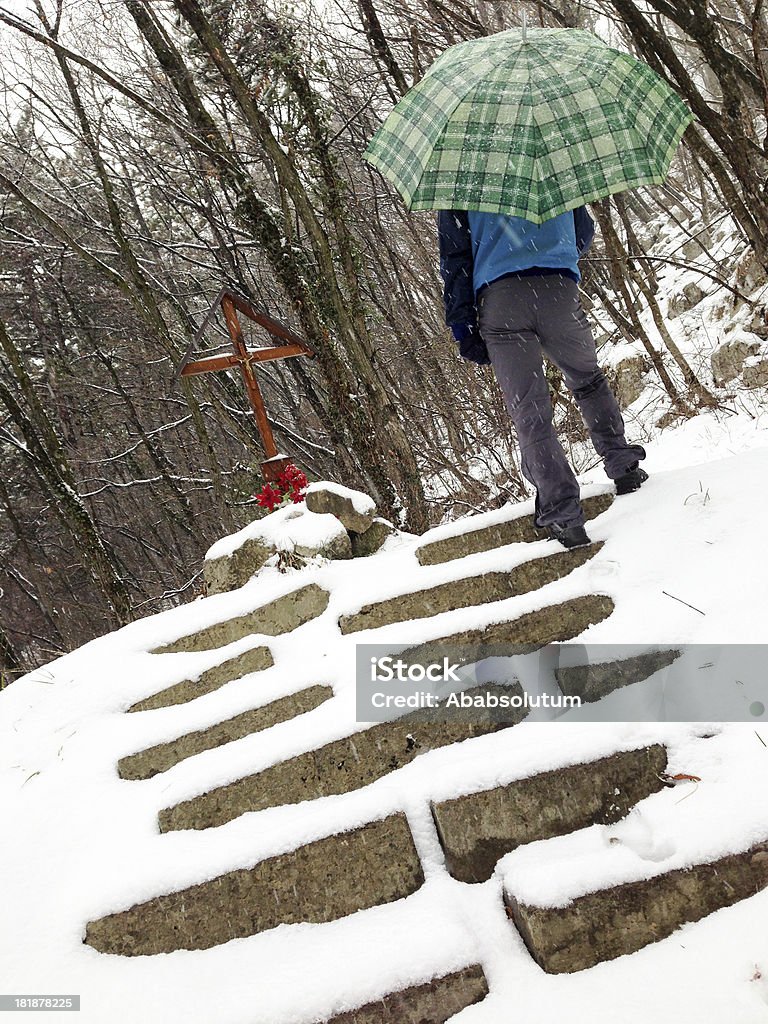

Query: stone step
[339,544,601,635]
[556,648,681,703]
[159,685,526,833]
[85,813,423,956]
[325,966,488,1023]
[128,643,273,713]
[431,744,668,883]
[416,492,613,567]
[399,594,615,666]
[152,582,329,654]
[504,840,768,974]
[118,685,333,781]
[159,595,612,832]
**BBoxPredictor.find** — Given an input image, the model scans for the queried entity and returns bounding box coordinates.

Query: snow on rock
[2,411,768,1023]
[305,481,376,533]
[206,503,347,562]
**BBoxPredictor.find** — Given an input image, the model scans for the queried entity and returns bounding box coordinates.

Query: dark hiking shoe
[547,522,592,549]
[615,463,649,495]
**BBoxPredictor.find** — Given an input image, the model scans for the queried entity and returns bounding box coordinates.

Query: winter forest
[0,0,766,676]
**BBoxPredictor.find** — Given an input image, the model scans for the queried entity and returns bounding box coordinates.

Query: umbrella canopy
[363,27,692,223]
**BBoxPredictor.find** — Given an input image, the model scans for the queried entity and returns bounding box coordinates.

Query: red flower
[254,463,308,511]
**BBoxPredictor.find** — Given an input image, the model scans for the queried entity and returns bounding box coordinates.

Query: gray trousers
[478,273,645,527]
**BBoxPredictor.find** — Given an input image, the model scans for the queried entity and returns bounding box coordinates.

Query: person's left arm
[437,210,490,365]
[573,206,595,257]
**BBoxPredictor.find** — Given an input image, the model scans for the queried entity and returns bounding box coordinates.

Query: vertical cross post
[176,289,315,482]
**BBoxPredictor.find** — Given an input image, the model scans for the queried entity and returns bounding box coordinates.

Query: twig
[661,590,706,615]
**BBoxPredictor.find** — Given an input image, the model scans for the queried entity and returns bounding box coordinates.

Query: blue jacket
[437,207,595,339]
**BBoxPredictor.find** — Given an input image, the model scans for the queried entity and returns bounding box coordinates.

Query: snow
[205,503,347,561]
[305,480,377,516]
[2,409,768,1024]
[501,726,768,910]
[5,182,768,1024]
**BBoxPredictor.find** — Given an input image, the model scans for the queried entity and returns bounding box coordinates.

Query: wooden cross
[175,288,315,482]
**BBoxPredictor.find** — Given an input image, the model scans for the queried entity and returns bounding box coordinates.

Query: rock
[710,337,761,386]
[743,357,768,388]
[504,840,768,974]
[349,517,395,557]
[681,231,710,260]
[416,492,612,567]
[339,544,600,634]
[85,814,424,955]
[609,356,650,409]
[306,482,376,533]
[294,522,352,560]
[128,643,273,713]
[432,745,668,883]
[152,583,329,654]
[556,649,682,704]
[325,966,489,1023]
[667,282,705,319]
[119,684,333,780]
[204,537,274,596]
[159,684,527,832]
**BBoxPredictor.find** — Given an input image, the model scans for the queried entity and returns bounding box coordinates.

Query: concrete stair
[339,544,601,634]
[128,642,273,713]
[118,684,333,781]
[152,582,329,654]
[432,745,668,883]
[326,966,489,1023]
[556,648,682,703]
[399,594,615,666]
[158,684,526,832]
[504,840,768,973]
[416,492,613,567]
[87,484,726,1021]
[85,813,423,956]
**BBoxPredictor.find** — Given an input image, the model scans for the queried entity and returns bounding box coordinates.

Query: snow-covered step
[85,813,423,956]
[151,582,329,654]
[325,965,488,1023]
[416,492,613,567]
[556,648,681,703]
[431,744,668,883]
[400,594,614,665]
[118,684,333,781]
[504,838,768,974]
[158,597,613,832]
[339,544,600,634]
[159,684,526,832]
[128,641,273,713]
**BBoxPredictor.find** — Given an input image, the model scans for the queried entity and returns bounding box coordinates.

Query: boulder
[306,482,376,533]
[349,517,395,557]
[609,355,650,409]
[667,282,705,319]
[743,356,768,388]
[294,519,353,560]
[710,337,762,386]
[205,536,274,595]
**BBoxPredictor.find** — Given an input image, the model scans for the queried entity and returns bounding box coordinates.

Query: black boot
[547,522,592,549]
[615,463,649,495]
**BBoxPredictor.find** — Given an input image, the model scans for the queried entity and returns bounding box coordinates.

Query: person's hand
[451,322,491,366]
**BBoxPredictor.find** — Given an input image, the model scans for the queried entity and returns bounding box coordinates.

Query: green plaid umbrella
[363,26,692,223]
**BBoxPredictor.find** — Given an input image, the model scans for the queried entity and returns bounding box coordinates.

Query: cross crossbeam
[175,288,315,481]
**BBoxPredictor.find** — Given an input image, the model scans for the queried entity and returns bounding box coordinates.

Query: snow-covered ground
[1,402,768,1024]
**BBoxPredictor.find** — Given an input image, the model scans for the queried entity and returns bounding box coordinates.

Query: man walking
[438,207,648,549]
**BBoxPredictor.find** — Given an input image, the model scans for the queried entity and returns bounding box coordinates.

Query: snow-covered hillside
[1,406,768,1024]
